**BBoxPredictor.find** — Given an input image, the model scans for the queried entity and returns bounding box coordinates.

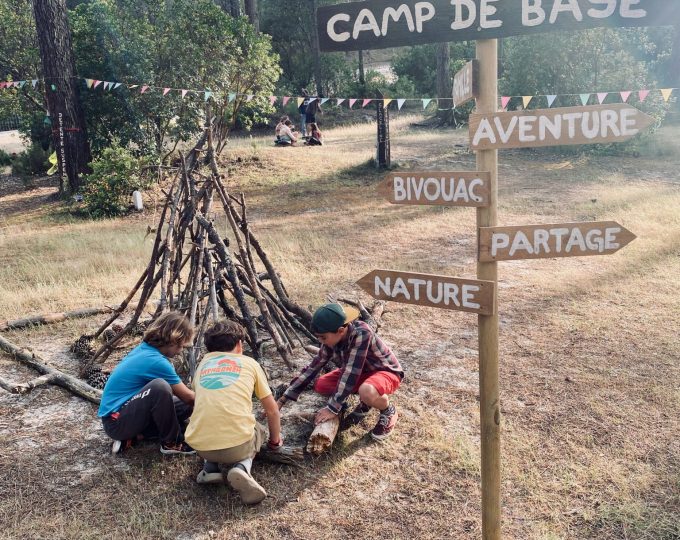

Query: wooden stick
[256,445,305,468]
[0,335,102,403]
[306,416,340,456]
[92,267,149,339]
[0,307,113,332]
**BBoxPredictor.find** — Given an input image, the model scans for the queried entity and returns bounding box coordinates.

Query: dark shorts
[307,114,316,124]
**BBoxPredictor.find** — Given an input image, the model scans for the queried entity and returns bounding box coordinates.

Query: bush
[11,144,50,184]
[0,149,12,167]
[82,144,151,218]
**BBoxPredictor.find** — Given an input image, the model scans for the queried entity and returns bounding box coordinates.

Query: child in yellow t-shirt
[185,321,282,505]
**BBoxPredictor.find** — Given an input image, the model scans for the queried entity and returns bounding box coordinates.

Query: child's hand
[314,407,337,425]
[267,437,284,451]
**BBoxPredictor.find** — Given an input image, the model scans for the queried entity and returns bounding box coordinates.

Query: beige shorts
[197,423,266,465]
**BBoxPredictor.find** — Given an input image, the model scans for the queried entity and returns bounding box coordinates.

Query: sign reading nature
[317,0,680,51]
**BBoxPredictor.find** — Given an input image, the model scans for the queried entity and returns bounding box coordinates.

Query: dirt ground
[0,117,679,539]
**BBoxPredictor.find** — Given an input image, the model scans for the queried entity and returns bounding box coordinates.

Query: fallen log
[0,373,55,394]
[257,444,305,468]
[306,416,340,456]
[0,307,114,332]
[0,335,102,403]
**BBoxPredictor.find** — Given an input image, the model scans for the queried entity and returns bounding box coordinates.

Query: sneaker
[160,441,196,456]
[111,439,134,455]
[370,405,398,441]
[226,465,267,505]
[196,469,224,484]
[340,402,371,431]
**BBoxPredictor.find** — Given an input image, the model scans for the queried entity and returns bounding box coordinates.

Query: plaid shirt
[283,321,403,414]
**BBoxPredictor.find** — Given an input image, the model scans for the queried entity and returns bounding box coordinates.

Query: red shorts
[313,369,401,397]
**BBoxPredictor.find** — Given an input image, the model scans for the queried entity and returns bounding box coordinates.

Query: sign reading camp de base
[378,171,491,207]
[317,0,680,52]
[478,221,636,262]
[469,104,654,150]
[357,269,496,315]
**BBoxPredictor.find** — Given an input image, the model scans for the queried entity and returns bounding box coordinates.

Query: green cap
[310,303,360,334]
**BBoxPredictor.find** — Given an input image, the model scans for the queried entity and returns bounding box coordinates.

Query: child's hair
[284,119,292,126]
[204,320,246,353]
[279,115,289,123]
[143,312,194,349]
[311,123,319,132]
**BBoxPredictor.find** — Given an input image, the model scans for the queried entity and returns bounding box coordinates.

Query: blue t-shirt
[97,342,181,417]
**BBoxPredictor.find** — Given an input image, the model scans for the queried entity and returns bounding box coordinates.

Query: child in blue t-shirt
[98,312,196,455]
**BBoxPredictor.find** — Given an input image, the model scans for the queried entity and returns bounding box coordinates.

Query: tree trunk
[436,42,453,124]
[308,0,323,96]
[32,0,92,196]
[244,0,258,32]
[358,50,365,93]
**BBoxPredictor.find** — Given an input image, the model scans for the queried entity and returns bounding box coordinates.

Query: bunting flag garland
[269,95,277,106]
[204,91,213,101]
[638,89,649,102]
[336,98,345,106]
[362,98,372,108]
[522,96,532,108]
[85,79,94,89]
[246,94,254,102]
[501,96,511,110]
[620,91,631,102]
[383,98,392,108]
[580,93,590,106]
[114,82,122,90]
[140,85,149,94]
[546,95,557,107]
[228,92,236,102]
[320,97,330,105]
[661,88,673,102]
[32,79,38,88]
[422,98,432,109]
[93,80,102,89]
[283,96,290,106]
[597,92,608,104]
[129,84,138,89]
[297,97,304,108]
[349,98,357,108]
[163,87,171,96]
[397,99,406,110]
[181,89,189,98]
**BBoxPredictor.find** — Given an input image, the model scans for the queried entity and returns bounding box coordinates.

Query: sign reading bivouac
[378,171,490,207]
[453,60,479,108]
[317,0,679,52]
[478,221,636,262]
[357,269,495,315]
[469,104,654,150]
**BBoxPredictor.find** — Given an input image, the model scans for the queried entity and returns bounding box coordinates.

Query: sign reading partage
[378,171,490,207]
[478,221,636,262]
[469,104,654,150]
[357,269,495,315]
[453,60,479,108]
[317,0,680,52]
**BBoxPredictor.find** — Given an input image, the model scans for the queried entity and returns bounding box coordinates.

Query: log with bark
[0,307,113,332]
[306,416,341,456]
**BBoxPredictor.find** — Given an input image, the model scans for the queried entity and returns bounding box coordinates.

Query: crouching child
[278,303,403,440]
[184,321,282,505]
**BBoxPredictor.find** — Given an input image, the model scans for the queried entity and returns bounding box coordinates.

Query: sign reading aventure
[317,0,680,52]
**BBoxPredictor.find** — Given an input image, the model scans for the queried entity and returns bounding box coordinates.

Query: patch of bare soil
[0,176,60,223]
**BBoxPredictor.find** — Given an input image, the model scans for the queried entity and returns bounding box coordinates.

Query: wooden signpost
[357,270,495,316]
[470,104,655,150]
[479,221,637,262]
[317,0,680,52]
[376,91,391,168]
[453,59,479,108]
[378,171,490,207]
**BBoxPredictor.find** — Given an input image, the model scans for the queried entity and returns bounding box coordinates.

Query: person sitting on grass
[275,119,298,146]
[184,320,283,505]
[98,312,196,456]
[277,303,403,441]
[274,115,289,144]
[306,122,323,146]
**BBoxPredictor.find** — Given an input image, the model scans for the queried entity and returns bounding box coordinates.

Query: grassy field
[0,115,679,539]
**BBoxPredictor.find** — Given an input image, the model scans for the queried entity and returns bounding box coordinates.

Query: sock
[203,460,220,474]
[380,404,395,415]
[236,457,253,474]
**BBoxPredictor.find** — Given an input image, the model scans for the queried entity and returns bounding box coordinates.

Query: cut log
[0,335,102,403]
[0,307,113,332]
[306,416,340,455]
[257,444,305,468]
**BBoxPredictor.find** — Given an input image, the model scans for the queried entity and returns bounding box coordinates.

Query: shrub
[0,149,12,167]
[11,144,50,185]
[82,144,151,218]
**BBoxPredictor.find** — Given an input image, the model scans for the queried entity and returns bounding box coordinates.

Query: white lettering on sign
[490,226,623,257]
[393,176,484,203]
[521,0,646,27]
[374,275,481,310]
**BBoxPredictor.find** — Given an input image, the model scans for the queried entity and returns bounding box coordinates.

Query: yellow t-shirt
[185,351,271,451]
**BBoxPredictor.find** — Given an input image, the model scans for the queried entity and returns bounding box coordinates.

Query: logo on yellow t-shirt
[198,355,242,390]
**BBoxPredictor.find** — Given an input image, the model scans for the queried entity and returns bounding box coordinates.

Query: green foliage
[0,149,11,167]
[82,144,151,218]
[10,143,50,184]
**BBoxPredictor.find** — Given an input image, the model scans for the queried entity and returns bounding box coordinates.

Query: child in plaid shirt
[278,303,403,440]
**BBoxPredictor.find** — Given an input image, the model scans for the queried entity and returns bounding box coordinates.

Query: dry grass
[0,118,679,539]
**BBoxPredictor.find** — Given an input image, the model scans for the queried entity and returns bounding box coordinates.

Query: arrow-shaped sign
[378,171,490,207]
[469,104,654,150]
[478,221,636,262]
[357,269,495,315]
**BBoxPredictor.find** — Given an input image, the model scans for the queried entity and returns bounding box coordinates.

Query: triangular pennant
[597,92,608,104]
[129,84,139,89]
[269,96,277,106]
[18,81,27,88]
[501,96,511,110]
[422,98,432,109]
[32,79,38,88]
[397,99,406,110]
[349,98,357,108]
[660,88,673,102]
[320,97,330,105]
[50,84,56,91]
[181,89,188,98]
[283,96,291,106]
[297,97,304,107]
[13,81,21,87]
[204,91,213,101]
[229,92,237,103]
[246,94,254,102]
[383,98,392,108]
[638,89,649,102]
[336,98,345,106]
[163,87,171,96]
[0,82,6,89]
[580,93,590,106]
[620,91,631,103]
[93,80,102,89]
[546,95,557,107]
[85,78,94,89]
[522,96,532,108]
[362,99,372,108]
[113,82,122,90]
[140,85,149,94]
[308,97,317,103]
[102,82,110,91]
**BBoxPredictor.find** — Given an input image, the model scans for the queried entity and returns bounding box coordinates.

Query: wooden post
[476,39,501,540]
[376,91,390,169]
